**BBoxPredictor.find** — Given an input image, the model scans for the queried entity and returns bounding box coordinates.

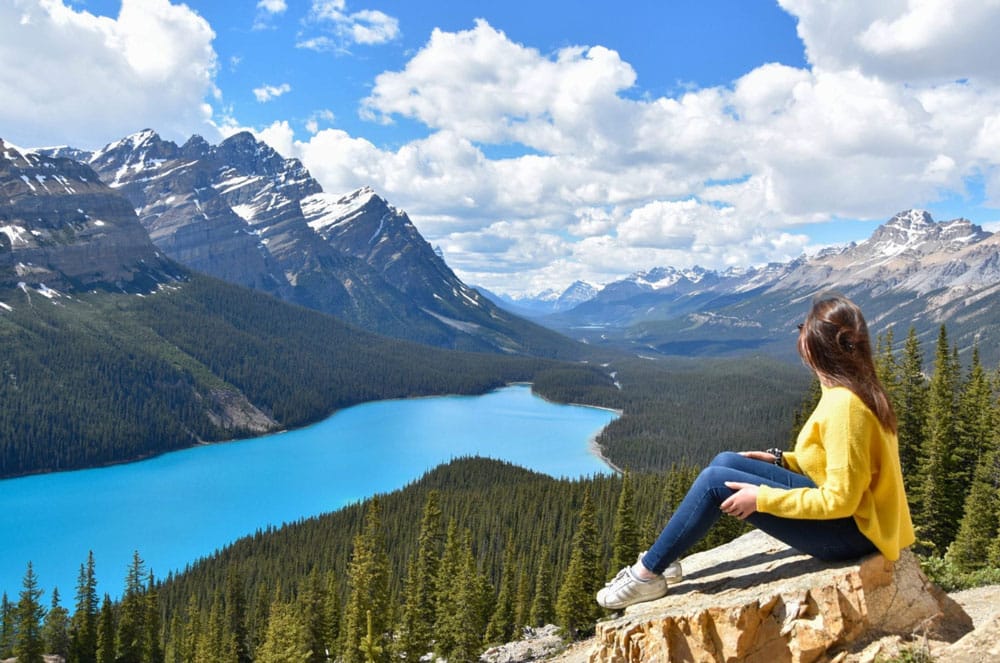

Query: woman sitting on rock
[598,294,915,610]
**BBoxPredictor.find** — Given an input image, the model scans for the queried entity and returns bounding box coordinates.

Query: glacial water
[0,385,616,600]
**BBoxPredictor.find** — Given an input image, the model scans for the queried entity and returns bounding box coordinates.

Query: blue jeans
[641,452,877,573]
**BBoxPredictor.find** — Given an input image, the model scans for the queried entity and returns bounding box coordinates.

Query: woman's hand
[739,450,777,463]
[721,481,758,520]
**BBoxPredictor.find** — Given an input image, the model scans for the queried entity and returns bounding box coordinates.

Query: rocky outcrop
[587,530,972,663]
[0,137,183,293]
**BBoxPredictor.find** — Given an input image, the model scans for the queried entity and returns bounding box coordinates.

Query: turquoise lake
[0,385,616,600]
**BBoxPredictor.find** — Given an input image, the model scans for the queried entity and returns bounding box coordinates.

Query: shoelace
[605,567,632,588]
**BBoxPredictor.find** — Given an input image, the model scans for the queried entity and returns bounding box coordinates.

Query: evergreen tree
[555,490,601,638]
[224,567,250,663]
[896,327,928,495]
[528,547,554,627]
[255,599,310,663]
[196,592,226,663]
[69,551,99,663]
[484,536,517,645]
[875,327,900,407]
[915,326,962,553]
[42,586,71,660]
[395,490,443,662]
[180,594,202,663]
[0,592,14,659]
[432,520,464,658]
[340,498,391,663]
[96,594,115,663]
[955,345,995,482]
[145,572,165,663]
[359,610,383,663]
[948,448,1000,570]
[609,472,640,578]
[299,568,328,663]
[322,571,340,660]
[447,531,492,663]
[15,562,45,663]
[116,551,147,663]
[512,566,532,634]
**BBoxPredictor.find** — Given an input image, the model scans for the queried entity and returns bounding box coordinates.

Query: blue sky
[3,1,1000,294]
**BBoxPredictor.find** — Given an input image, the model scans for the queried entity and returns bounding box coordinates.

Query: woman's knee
[710,451,744,469]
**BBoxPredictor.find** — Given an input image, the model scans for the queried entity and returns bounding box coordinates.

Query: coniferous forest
[3,317,1000,662]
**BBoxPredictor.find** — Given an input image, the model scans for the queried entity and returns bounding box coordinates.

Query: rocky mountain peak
[215,132,290,177]
[861,209,989,259]
[1,137,182,293]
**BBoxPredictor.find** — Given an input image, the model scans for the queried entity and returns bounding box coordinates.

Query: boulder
[587,530,972,663]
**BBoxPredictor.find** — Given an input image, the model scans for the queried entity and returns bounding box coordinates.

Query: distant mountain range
[9,127,1000,367]
[503,209,1000,364]
[20,130,580,358]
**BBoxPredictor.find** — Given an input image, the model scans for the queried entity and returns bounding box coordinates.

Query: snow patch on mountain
[302,186,378,234]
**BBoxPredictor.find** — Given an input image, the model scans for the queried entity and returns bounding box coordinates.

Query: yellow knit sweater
[756,385,915,561]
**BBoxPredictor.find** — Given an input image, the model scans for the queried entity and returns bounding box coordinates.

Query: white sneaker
[637,551,683,584]
[662,560,683,584]
[596,566,668,610]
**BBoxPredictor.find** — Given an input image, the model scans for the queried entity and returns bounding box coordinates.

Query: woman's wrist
[765,447,784,467]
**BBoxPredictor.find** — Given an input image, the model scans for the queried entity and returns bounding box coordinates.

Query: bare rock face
[588,530,972,663]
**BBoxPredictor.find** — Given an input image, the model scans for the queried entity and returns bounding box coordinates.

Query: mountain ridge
[526,209,1000,365]
[76,129,583,358]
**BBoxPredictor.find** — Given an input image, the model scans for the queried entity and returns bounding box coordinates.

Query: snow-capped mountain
[479,280,599,317]
[79,130,576,356]
[545,209,1000,364]
[1,138,183,295]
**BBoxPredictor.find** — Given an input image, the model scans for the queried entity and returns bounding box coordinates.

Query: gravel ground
[948,584,1000,628]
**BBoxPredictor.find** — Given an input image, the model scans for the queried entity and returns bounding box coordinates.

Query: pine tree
[555,489,601,638]
[955,345,995,483]
[96,594,115,663]
[395,490,443,662]
[322,571,340,660]
[340,498,391,663]
[299,568,328,663]
[484,536,517,645]
[255,599,310,663]
[116,551,147,663]
[528,547,554,627]
[42,586,71,660]
[897,327,928,496]
[915,326,962,553]
[0,592,14,659]
[69,551,99,663]
[224,567,250,663]
[875,327,900,406]
[359,610,383,663]
[144,572,164,663]
[948,448,1000,570]
[15,562,46,663]
[512,567,532,634]
[609,472,640,578]
[180,594,202,663]
[448,531,492,663]
[432,520,464,658]
[197,592,227,663]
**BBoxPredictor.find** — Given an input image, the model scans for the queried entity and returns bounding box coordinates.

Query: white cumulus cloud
[298,0,399,51]
[0,0,218,149]
[253,83,292,103]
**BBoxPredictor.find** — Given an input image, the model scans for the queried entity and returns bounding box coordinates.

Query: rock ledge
[588,530,971,663]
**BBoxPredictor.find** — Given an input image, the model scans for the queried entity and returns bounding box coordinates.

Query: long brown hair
[797,294,897,434]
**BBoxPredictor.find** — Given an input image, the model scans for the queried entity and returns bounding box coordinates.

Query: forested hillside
[0,274,605,478]
[5,320,997,663]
